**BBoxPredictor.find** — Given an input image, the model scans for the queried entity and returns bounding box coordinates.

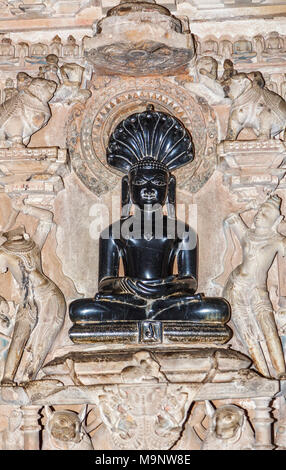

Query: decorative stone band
[0,147,68,197]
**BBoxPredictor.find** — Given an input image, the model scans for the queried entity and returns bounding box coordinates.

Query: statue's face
[254,203,280,229]
[129,167,169,210]
[215,408,242,440]
[50,412,79,442]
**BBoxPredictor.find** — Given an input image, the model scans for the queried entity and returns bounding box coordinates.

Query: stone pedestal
[0,346,278,450]
[69,320,232,346]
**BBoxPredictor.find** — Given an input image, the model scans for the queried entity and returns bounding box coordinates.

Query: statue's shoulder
[100,219,122,241]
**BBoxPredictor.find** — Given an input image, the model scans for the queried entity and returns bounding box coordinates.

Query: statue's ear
[166,174,176,219]
[121,175,131,219]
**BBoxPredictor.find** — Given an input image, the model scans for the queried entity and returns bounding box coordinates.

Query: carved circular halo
[67,77,218,196]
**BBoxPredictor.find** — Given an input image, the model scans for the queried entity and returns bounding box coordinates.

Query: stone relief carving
[29,43,49,61]
[0,299,16,379]
[84,0,195,76]
[223,195,286,379]
[7,0,95,19]
[232,39,255,61]
[201,401,255,450]
[0,408,23,449]
[0,74,57,148]
[197,56,218,81]
[38,53,92,104]
[50,36,62,58]
[218,40,233,61]
[218,140,286,204]
[51,61,91,105]
[263,32,285,58]
[3,78,17,102]
[67,75,218,197]
[0,0,286,453]
[189,56,226,105]
[224,70,286,140]
[195,32,286,65]
[62,36,79,58]
[0,38,17,66]
[97,382,195,450]
[2,30,286,95]
[0,345,278,450]
[219,59,237,85]
[120,351,168,383]
[42,405,93,450]
[0,199,66,385]
[40,54,60,84]
[200,39,219,57]
[274,396,286,450]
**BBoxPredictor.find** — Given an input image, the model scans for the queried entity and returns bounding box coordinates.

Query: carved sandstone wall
[0,0,285,451]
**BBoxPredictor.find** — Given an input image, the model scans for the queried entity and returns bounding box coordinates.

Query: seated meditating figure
[69,107,231,343]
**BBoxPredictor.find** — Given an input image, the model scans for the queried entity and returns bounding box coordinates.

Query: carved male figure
[69,107,230,341]
[223,195,286,378]
[0,198,66,384]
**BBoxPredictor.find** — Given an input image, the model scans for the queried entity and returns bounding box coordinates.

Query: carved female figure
[223,195,286,379]
[0,199,66,384]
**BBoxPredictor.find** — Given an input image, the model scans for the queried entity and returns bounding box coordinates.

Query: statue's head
[49,411,79,442]
[106,105,193,215]
[128,158,170,209]
[45,406,88,444]
[214,405,244,440]
[254,194,282,230]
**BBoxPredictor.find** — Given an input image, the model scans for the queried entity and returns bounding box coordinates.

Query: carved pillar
[253,397,274,450]
[21,405,41,450]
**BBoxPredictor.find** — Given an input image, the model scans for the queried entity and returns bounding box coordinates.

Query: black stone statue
[69,106,231,344]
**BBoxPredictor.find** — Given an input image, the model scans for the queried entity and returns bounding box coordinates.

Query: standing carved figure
[0,198,66,384]
[223,195,286,379]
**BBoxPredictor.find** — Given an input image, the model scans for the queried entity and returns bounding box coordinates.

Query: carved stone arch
[67,76,218,196]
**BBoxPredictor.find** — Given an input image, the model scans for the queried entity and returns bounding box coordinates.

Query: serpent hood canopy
[106,106,194,174]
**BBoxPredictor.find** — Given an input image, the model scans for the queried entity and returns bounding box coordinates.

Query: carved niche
[67,76,218,196]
